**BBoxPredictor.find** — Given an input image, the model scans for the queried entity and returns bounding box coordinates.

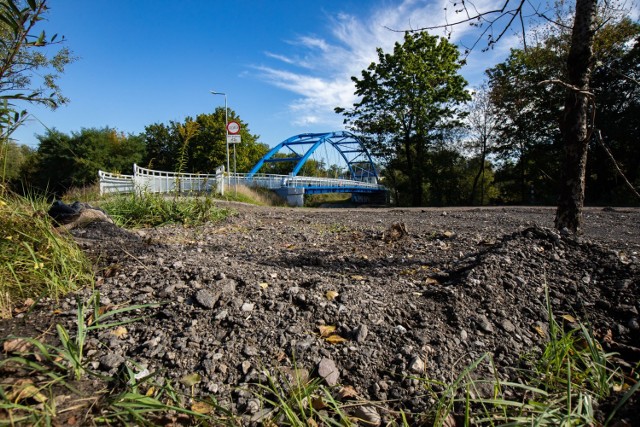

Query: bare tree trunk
[554,0,597,233]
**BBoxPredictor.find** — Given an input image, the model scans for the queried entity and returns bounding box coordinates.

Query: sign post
[226,121,241,194]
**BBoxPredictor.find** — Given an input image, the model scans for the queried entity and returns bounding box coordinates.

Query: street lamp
[210,91,230,181]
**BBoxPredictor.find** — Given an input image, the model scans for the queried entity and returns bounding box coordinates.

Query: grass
[220,184,287,206]
[99,191,234,228]
[0,190,93,319]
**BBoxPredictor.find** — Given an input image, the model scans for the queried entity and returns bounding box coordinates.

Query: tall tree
[486,16,639,206]
[336,31,470,206]
[142,108,268,175]
[465,84,500,205]
[405,0,614,232]
[0,0,73,191]
[27,127,145,195]
[0,0,73,133]
[554,0,598,231]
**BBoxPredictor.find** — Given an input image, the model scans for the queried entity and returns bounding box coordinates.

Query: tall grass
[221,184,286,206]
[0,191,93,318]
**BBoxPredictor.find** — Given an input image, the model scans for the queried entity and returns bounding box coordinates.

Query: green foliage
[337,31,470,206]
[99,192,233,228]
[25,127,145,195]
[142,108,269,174]
[0,0,74,134]
[487,17,640,206]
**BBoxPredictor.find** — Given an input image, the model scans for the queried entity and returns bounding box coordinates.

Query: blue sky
[13,0,519,150]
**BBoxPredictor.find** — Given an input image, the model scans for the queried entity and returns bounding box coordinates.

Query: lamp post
[210,91,230,182]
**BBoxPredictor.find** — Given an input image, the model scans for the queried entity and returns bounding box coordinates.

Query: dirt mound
[3,206,639,423]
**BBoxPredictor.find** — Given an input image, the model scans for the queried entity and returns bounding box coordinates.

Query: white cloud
[256,0,524,131]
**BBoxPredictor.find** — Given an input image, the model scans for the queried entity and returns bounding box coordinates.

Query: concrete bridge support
[276,187,305,207]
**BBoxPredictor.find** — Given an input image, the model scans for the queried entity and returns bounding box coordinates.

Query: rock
[476,315,494,333]
[317,358,339,386]
[408,356,425,374]
[243,345,258,357]
[500,319,516,333]
[195,289,220,309]
[241,302,255,312]
[353,405,382,426]
[99,353,124,370]
[354,324,369,343]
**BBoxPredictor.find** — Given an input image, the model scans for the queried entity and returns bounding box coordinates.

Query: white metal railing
[98,164,225,195]
[133,164,224,194]
[98,171,134,194]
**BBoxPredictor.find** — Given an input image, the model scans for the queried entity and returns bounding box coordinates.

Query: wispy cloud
[256,0,517,131]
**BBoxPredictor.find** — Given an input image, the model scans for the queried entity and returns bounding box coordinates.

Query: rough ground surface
[3,205,640,424]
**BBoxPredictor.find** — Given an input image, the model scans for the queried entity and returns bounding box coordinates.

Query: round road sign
[227,121,240,134]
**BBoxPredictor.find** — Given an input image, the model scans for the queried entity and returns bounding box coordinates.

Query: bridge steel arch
[247,131,379,182]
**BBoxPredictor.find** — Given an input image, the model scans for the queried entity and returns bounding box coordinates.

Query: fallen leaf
[3,338,33,354]
[561,314,577,323]
[258,282,269,289]
[319,325,336,338]
[425,277,440,285]
[442,230,456,238]
[325,290,339,300]
[306,418,319,427]
[311,396,327,410]
[191,401,213,414]
[145,387,155,397]
[324,334,347,344]
[111,326,128,339]
[338,385,358,399]
[8,381,48,403]
[179,373,201,387]
[533,325,546,338]
[13,298,35,314]
[351,275,365,281]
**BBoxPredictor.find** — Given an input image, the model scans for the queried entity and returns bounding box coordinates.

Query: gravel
[2,204,639,422]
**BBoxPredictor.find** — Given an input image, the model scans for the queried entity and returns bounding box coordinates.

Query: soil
[2,204,640,425]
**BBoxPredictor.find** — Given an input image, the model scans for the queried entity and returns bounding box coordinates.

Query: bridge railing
[99,167,384,196]
[98,164,225,195]
[232,173,384,190]
[133,164,224,194]
[98,171,135,194]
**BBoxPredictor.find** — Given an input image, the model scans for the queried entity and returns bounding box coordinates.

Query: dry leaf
[442,230,456,238]
[13,298,35,314]
[8,381,48,403]
[311,396,327,410]
[324,334,347,344]
[351,275,365,281]
[533,325,546,338]
[319,325,336,338]
[3,338,33,354]
[306,418,319,427]
[180,373,201,387]
[338,385,359,399]
[425,277,440,285]
[259,282,269,289]
[145,386,155,397]
[561,314,577,323]
[191,401,214,414]
[325,290,339,300]
[111,326,128,339]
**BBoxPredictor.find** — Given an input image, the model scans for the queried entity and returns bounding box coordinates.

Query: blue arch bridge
[98,131,387,206]
[241,131,387,206]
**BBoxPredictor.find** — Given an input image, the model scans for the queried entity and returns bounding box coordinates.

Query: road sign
[226,121,240,134]
[227,135,241,144]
